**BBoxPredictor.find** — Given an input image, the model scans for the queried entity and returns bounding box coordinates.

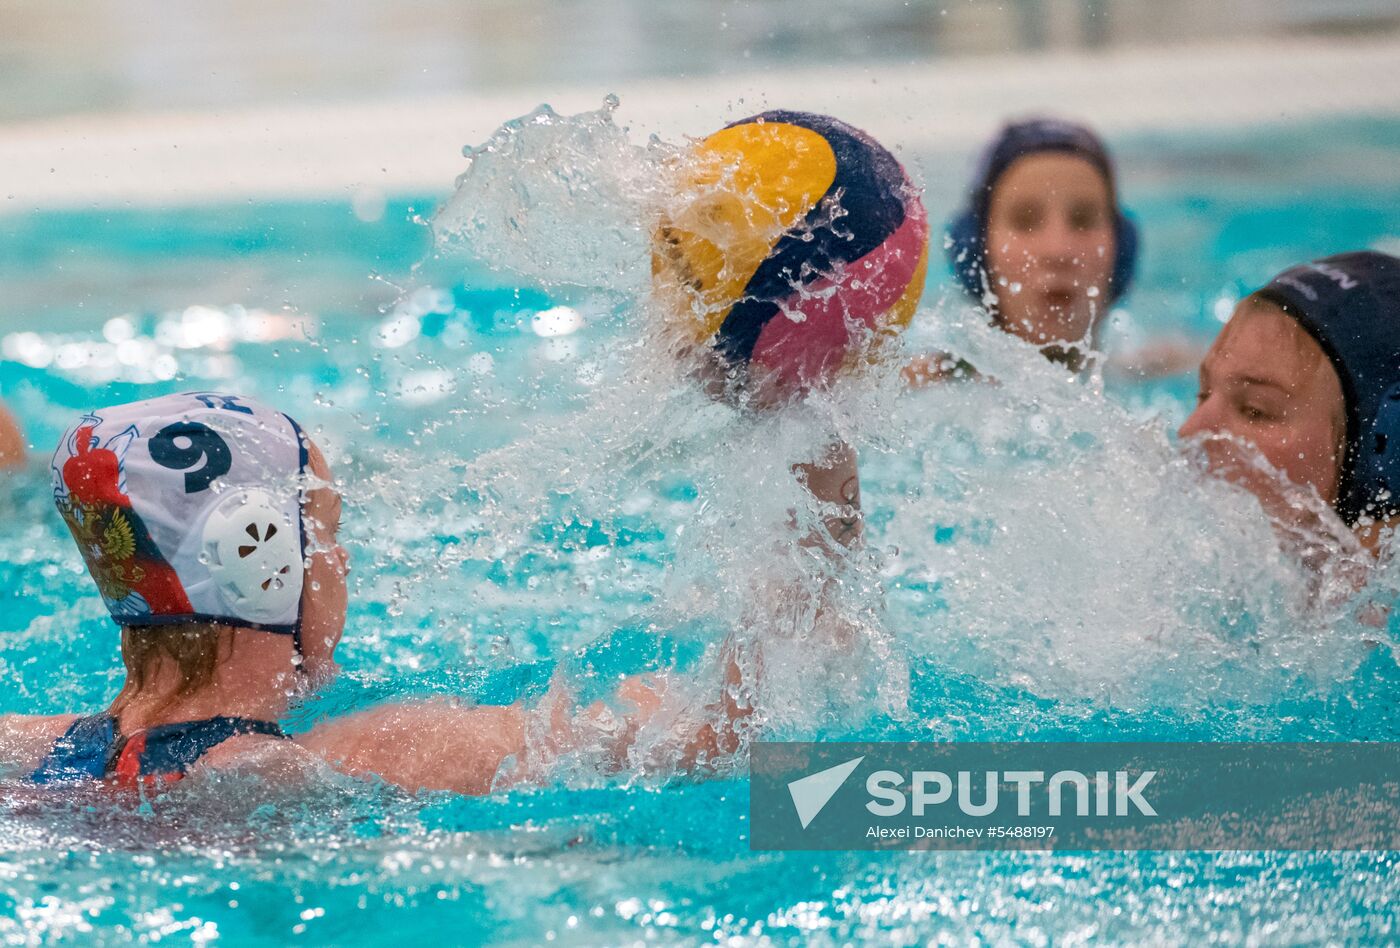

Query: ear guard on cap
[201,488,304,624]
[1112,213,1139,301]
[1353,382,1400,519]
[946,209,991,304]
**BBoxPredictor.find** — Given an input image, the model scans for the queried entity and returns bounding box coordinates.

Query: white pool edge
[3,35,1399,212]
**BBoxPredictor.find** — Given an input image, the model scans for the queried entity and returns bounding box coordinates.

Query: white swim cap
[51,392,309,634]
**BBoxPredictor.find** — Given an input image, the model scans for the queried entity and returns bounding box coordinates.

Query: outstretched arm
[297,638,757,796]
[526,444,859,780]
[297,695,570,796]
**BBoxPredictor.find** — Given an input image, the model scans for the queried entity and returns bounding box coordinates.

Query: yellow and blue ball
[653,110,928,394]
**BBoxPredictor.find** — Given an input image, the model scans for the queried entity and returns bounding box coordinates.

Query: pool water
[2,113,1400,944]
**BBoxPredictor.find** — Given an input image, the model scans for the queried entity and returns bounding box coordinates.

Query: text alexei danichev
[869,826,998,839]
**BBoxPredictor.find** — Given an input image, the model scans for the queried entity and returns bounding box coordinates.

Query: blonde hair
[109,623,232,716]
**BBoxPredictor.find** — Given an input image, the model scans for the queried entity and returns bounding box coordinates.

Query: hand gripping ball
[653,110,929,395]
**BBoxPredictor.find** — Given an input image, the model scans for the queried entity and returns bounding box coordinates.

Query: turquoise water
[3,116,1400,943]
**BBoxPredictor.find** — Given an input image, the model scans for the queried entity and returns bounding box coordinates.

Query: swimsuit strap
[28,713,120,784]
[30,713,284,786]
[118,716,286,784]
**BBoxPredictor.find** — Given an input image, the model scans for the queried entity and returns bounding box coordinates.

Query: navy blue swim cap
[946,118,1138,311]
[1252,251,1400,525]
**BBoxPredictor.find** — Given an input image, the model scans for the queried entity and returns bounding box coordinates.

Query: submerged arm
[580,637,757,777]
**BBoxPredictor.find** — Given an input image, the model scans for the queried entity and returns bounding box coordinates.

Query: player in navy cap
[1180,251,1400,552]
[906,117,1139,384]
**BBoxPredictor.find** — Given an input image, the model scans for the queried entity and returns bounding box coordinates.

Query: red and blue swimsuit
[30,713,284,787]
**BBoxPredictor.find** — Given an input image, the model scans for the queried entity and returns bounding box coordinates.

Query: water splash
[433,96,674,296]
[403,99,1399,732]
[874,306,1384,709]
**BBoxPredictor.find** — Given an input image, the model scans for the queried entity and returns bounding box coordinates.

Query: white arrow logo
[787,756,864,829]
